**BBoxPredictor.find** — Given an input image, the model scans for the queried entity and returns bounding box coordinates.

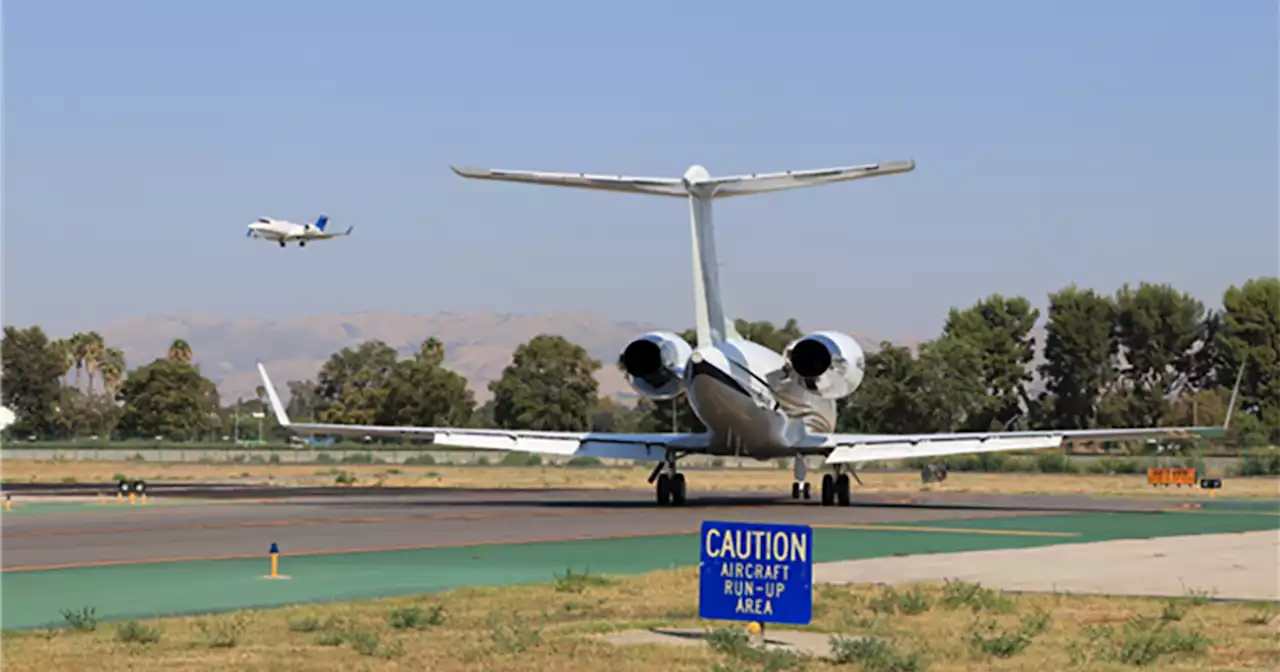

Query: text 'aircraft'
[247,215,353,247]
[257,160,1236,507]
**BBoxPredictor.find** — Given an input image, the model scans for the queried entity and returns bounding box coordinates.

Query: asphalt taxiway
[1,485,1193,570]
[2,485,1277,629]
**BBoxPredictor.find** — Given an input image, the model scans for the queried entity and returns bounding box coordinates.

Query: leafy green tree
[1111,282,1206,426]
[942,295,1039,431]
[591,396,646,432]
[166,338,193,364]
[1,326,67,438]
[378,339,475,427]
[1037,286,1118,429]
[314,340,398,425]
[285,379,320,421]
[1214,277,1280,437]
[733,318,805,353]
[116,358,219,439]
[838,342,924,433]
[838,337,983,433]
[490,334,600,431]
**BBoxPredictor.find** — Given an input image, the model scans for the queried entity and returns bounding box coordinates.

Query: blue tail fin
[314,215,328,231]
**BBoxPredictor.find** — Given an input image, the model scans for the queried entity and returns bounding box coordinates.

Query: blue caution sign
[698,520,813,625]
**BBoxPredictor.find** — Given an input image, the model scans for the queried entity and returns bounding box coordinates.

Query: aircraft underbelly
[687,368,788,458]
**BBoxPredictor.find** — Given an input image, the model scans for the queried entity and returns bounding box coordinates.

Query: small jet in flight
[246,215,353,247]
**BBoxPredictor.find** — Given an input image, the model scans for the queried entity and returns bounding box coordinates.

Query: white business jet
[246,215,354,247]
[256,160,1236,507]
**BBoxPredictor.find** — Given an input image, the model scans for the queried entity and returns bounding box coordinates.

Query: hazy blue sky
[4,0,1276,342]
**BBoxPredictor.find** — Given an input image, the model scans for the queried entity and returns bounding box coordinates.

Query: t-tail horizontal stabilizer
[450,161,916,199]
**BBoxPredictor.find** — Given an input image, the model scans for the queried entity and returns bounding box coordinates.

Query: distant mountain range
[93,312,904,405]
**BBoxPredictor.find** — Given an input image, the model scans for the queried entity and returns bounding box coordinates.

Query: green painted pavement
[3,505,1277,630]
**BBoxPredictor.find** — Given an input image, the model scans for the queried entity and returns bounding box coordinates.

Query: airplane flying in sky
[246,215,353,247]
[257,160,1236,507]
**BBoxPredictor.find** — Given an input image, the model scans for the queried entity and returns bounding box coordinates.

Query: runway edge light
[698,520,813,636]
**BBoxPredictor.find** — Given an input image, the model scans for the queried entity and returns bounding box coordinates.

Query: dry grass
[3,569,1277,671]
[3,459,1278,499]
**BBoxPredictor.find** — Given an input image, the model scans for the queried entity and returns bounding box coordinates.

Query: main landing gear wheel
[278,241,286,248]
[820,472,853,506]
[656,472,687,506]
[299,241,306,247]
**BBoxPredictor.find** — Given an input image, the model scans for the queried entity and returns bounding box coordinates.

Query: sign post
[699,521,813,639]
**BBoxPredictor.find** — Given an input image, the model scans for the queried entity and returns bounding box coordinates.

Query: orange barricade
[1147,467,1196,486]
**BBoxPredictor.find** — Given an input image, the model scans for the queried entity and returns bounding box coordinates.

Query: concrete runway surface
[0,484,1204,570]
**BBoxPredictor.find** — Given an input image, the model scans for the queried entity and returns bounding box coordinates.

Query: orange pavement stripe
[1,528,703,573]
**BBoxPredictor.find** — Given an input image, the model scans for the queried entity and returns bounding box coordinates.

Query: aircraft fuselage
[684,339,837,460]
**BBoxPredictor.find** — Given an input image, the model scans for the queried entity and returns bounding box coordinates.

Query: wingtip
[451,165,490,178]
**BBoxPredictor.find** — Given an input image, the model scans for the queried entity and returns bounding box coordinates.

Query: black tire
[802,482,812,500]
[821,474,835,506]
[836,474,851,506]
[656,473,672,506]
[672,473,687,505]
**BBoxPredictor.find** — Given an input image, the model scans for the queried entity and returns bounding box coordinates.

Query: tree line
[3,277,1277,445]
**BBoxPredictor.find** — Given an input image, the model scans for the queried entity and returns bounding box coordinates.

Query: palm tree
[70,332,88,390]
[167,338,193,364]
[100,347,126,398]
[81,331,105,395]
[50,338,75,387]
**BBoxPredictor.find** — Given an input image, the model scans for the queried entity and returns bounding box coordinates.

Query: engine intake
[617,331,693,399]
[782,331,866,400]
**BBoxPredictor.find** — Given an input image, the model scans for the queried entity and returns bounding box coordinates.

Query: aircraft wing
[706,160,916,198]
[256,363,705,461]
[451,166,688,197]
[310,226,354,240]
[818,366,1241,465]
[816,425,1228,465]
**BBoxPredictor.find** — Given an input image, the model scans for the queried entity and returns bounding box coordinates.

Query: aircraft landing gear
[820,468,852,506]
[651,454,686,506]
[791,457,812,500]
[299,241,306,247]
[279,241,286,248]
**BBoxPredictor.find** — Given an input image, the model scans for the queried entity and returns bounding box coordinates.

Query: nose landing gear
[790,457,812,500]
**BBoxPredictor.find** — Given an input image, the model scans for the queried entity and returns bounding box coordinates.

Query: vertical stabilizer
[688,193,731,347]
[449,160,915,350]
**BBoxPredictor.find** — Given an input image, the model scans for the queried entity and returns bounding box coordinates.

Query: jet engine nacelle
[782,331,866,400]
[617,331,693,400]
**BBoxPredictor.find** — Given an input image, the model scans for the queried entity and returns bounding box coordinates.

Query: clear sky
[3,0,1276,342]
